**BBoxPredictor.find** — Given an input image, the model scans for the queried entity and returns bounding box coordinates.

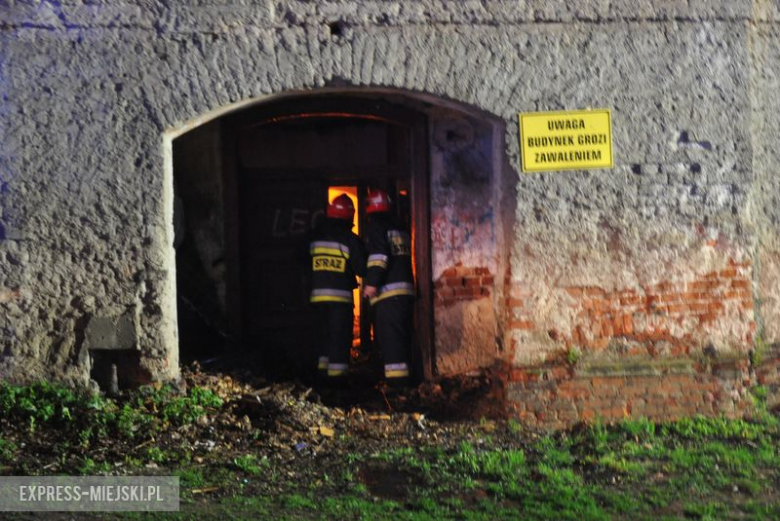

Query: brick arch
[155,31,522,138]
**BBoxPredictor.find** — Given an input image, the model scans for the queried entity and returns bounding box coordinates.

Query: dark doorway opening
[173,120,230,365]
[220,95,433,384]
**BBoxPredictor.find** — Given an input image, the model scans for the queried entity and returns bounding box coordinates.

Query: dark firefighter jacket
[365,212,415,304]
[309,218,367,304]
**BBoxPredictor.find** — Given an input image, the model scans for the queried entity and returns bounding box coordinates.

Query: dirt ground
[3,359,779,520]
[0,359,533,519]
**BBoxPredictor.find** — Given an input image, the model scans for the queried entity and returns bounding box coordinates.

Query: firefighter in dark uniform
[362,188,415,385]
[310,194,367,379]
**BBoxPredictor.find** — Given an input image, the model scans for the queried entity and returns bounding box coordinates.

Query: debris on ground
[0,361,514,484]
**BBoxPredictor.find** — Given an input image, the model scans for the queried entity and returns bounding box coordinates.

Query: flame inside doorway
[328,186,363,357]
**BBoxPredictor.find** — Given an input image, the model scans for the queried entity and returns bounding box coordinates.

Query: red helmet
[326,193,355,221]
[366,188,391,214]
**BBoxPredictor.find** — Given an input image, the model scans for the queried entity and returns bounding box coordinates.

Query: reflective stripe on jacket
[309,219,367,304]
[365,213,415,305]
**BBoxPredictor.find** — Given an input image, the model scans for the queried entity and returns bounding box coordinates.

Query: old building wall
[430,109,502,374]
[748,2,780,409]
[1,0,778,424]
[506,19,754,363]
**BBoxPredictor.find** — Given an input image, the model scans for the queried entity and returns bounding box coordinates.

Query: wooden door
[223,95,433,380]
[238,178,325,339]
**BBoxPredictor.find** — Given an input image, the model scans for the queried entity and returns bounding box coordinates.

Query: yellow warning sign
[520,109,613,172]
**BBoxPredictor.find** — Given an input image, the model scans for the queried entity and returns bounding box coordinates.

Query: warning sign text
[520,110,613,172]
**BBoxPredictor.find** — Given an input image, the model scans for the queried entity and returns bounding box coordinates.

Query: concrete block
[84,313,136,351]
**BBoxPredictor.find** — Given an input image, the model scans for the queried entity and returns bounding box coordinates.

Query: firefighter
[310,193,367,380]
[362,188,415,386]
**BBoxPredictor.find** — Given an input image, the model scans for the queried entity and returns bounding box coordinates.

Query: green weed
[734,477,763,496]
[662,415,765,441]
[565,346,582,365]
[619,417,656,441]
[77,457,111,475]
[528,464,605,520]
[0,382,223,451]
[282,493,317,510]
[588,418,610,452]
[751,385,768,403]
[751,333,768,366]
[0,381,81,425]
[596,490,645,514]
[480,450,526,479]
[124,455,143,469]
[145,447,168,464]
[597,453,647,475]
[683,500,727,520]
[138,384,223,426]
[536,436,574,467]
[319,496,401,519]
[750,385,780,427]
[219,495,273,518]
[345,452,364,464]
[175,468,206,488]
[0,437,16,461]
[233,454,267,475]
[78,457,94,475]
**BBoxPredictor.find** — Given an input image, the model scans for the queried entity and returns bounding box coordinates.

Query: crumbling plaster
[0,0,777,385]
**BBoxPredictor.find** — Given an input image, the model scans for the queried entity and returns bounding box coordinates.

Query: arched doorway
[174,93,433,383]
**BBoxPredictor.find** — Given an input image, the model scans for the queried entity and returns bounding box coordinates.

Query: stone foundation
[500,347,780,430]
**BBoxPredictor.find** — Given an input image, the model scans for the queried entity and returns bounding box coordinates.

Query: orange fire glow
[247,112,396,129]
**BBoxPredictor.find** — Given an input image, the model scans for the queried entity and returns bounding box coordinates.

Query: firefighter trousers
[374,296,413,379]
[316,302,353,377]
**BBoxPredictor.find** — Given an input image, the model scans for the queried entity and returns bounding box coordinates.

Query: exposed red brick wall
[505,259,755,355]
[505,284,534,331]
[497,259,765,429]
[503,264,534,331]
[505,359,754,430]
[755,345,780,411]
[435,263,493,306]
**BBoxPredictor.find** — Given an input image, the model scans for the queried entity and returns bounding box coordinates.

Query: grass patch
[0,382,223,447]
[282,492,318,510]
[0,381,226,476]
[343,414,780,519]
[174,468,207,489]
[661,415,766,441]
[233,454,268,475]
[77,457,112,475]
[682,500,727,520]
[0,437,16,461]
